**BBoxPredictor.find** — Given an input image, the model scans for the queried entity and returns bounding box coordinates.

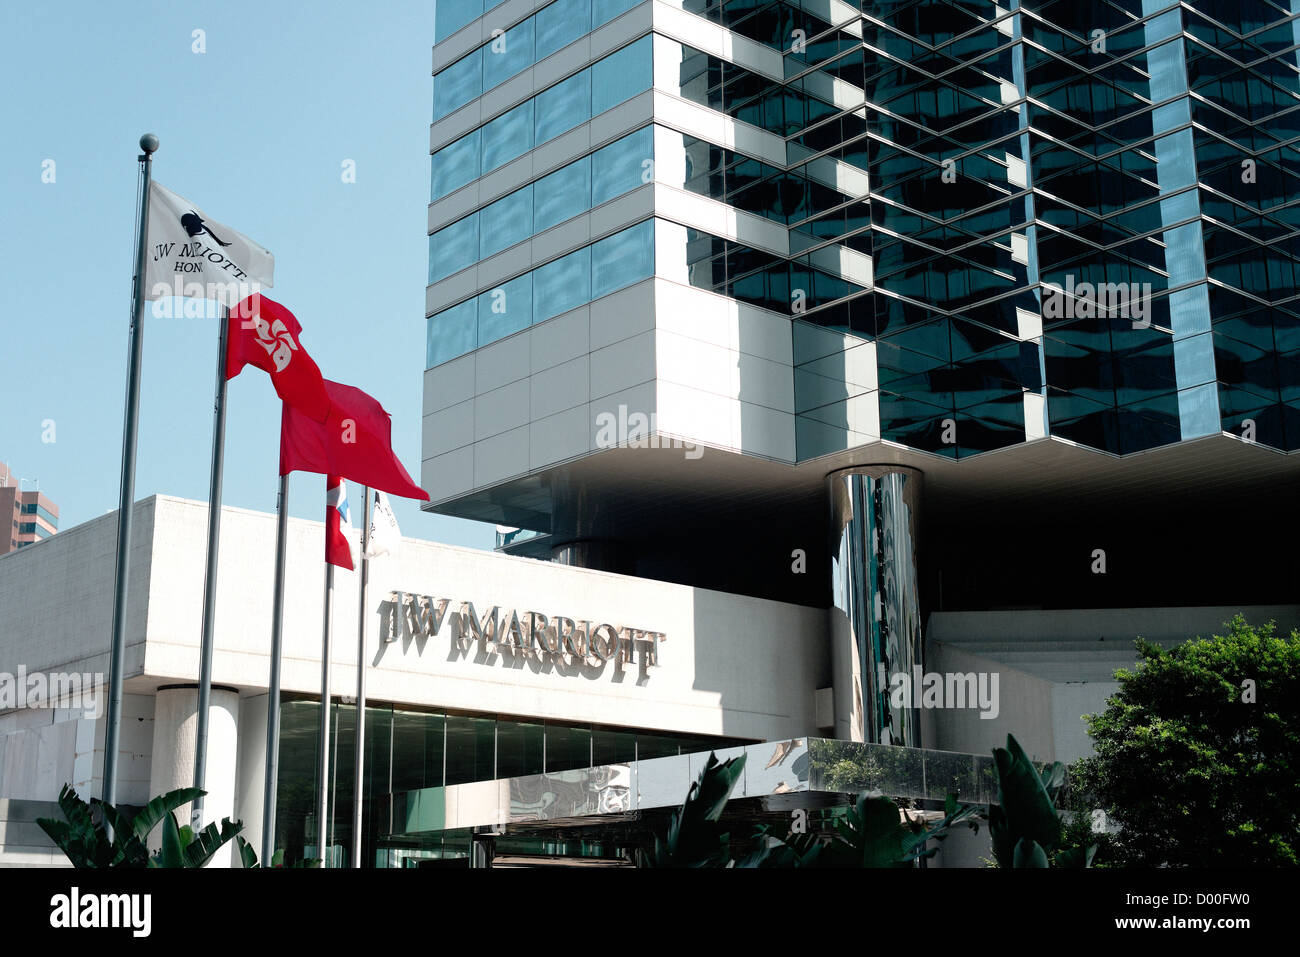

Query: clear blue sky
[0,1,494,549]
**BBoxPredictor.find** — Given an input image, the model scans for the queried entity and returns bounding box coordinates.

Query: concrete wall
[0,693,154,806]
[0,500,154,680]
[135,495,826,744]
[1051,681,1119,764]
[0,499,155,808]
[925,643,1057,763]
[0,799,65,868]
[928,605,1300,650]
[925,605,1300,764]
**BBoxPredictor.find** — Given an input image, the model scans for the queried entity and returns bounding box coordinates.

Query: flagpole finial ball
[139,133,159,154]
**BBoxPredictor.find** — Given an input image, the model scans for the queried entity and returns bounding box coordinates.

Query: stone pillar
[234,693,268,859]
[147,684,240,866]
[827,466,924,746]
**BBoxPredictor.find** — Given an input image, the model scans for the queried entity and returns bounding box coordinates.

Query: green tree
[1073,616,1300,867]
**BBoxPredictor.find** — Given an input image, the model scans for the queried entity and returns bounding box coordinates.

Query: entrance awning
[389,738,998,838]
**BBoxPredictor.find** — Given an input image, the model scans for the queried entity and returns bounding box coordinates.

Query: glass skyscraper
[423,0,1300,743]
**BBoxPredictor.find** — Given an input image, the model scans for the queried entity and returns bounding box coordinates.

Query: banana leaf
[992,735,1061,853]
[1055,843,1097,868]
[92,800,150,867]
[153,812,185,868]
[37,785,114,868]
[988,803,1016,868]
[647,752,746,866]
[128,787,205,842]
[236,835,260,868]
[1013,837,1050,868]
[182,818,244,868]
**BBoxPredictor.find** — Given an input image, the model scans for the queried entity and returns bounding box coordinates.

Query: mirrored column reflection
[828,467,924,746]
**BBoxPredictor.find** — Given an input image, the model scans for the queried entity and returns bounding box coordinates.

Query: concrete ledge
[0,798,60,824]
[0,820,55,846]
[0,847,70,868]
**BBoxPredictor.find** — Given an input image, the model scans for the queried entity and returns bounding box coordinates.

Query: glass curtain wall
[430,35,652,200]
[426,218,655,366]
[274,697,747,866]
[433,0,644,120]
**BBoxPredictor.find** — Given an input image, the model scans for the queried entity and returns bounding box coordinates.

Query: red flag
[227,294,331,422]
[325,475,354,570]
[280,379,429,501]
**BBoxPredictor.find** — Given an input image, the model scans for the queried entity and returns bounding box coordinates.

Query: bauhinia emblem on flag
[364,490,401,559]
[144,182,274,307]
[280,380,430,501]
[227,295,331,422]
[326,476,355,570]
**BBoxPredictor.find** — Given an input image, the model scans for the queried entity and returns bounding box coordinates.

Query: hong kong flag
[227,294,331,422]
[281,380,429,501]
[325,476,355,570]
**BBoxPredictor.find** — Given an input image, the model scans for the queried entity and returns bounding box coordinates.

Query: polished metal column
[827,466,924,746]
[550,540,627,570]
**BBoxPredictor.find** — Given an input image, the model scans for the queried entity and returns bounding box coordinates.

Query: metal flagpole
[103,133,158,815]
[351,487,370,868]
[261,472,290,864]
[317,562,335,866]
[191,303,230,829]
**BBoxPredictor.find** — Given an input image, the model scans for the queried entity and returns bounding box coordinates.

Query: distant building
[0,461,58,555]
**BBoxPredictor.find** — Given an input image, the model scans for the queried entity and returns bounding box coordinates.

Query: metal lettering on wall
[384,591,665,674]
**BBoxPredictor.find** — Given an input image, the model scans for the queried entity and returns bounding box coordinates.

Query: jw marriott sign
[386,591,665,670]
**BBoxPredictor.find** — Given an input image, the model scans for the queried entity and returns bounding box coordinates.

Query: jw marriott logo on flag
[143,181,274,308]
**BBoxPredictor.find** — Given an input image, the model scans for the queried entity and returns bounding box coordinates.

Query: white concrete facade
[0,494,827,862]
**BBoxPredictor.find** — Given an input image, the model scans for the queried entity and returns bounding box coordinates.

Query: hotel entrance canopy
[383,738,997,860]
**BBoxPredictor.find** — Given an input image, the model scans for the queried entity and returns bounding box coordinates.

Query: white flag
[143,182,274,307]
[365,491,401,559]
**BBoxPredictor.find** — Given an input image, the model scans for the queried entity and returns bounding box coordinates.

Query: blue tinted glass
[533,156,591,232]
[1160,186,1199,228]
[590,36,652,116]
[1166,221,1206,286]
[431,128,481,200]
[536,0,589,61]
[591,220,653,299]
[535,70,591,144]
[434,0,484,43]
[591,125,652,205]
[433,49,482,121]
[478,273,534,346]
[427,298,478,367]
[1174,330,1216,389]
[593,0,641,28]
[1153,130,1197,192]
[479,185,534,258]
[481,100,535,172]
[534,246,592,322]
[1169,284,1211,339]
[429,214,481,284]
[483,17,535,90]
[1177,381,1219,440]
